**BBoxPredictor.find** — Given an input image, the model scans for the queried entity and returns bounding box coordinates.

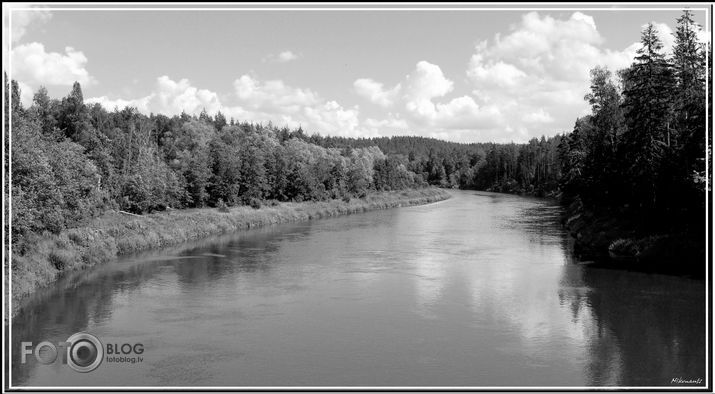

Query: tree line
[7,82,428,242]
[7,10,708,247]
[310,11,708,237]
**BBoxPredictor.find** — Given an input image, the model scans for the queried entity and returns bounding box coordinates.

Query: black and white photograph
[2,2,712,391]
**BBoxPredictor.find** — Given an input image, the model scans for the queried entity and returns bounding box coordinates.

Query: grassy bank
[9,188,451,308]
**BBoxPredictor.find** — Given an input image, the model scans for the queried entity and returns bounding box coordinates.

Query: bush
[249,198,262,209]
[48,249,75,270]
[216,198,230,213]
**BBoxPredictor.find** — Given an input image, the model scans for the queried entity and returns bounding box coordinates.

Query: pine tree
[620,23,676,211]
[672,10,706,164]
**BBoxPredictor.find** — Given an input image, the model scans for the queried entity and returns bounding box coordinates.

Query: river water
[10,190,706,388]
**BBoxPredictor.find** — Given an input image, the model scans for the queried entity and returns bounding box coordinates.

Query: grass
[9,188,451,311]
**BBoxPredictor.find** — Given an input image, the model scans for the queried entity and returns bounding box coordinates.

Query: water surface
[10,190,706,388]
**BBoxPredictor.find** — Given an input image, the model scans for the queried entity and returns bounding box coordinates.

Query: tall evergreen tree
[620,23,676,211]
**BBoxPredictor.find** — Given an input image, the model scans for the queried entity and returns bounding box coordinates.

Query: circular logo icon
[65,332,103,373]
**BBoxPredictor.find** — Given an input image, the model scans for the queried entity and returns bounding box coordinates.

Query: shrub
[249,198,262,209]
[216,198,230,213]
[48,249,75,271]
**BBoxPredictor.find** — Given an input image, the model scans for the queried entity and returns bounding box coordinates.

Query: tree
[581,67,625,205]
[31,86,58,136]
[213,111,227,131]
[668,9,707,226]
[620,23,676,211]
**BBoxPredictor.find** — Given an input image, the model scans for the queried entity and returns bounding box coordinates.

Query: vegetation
[306,12,709,271]
[10,188,450,308]
[7,80,431,241]
[5,10,708,301]
[7,74,441,304]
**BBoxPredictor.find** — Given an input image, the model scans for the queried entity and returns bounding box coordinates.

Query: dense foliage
[7,11,708,254]
[8,83,428,244]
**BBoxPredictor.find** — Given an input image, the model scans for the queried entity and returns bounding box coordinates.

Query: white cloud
[461,11,643,140]
[234,75,319,111]
[87,75,220,116]
[651,22,676,54]
[230,75,370,137]
[405,61,454,101]
[262,50,300,63]
[278,50,299,62]
[153,76,222,115]
[523,108,555,124]
[77,11,709,143]
[11,42,95,101]
[88,74,372,138]
[361,115,408,137]
[350,12,669,142]
[86,95,152,113]
[4,5,51,44]
[648,20,710,54]
[467,57,527,89]
[353,78,401,108]
[370,61,504,135]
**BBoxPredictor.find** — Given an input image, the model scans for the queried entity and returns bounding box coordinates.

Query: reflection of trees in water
[495,200,567,246]
[10,263,153,385]
[559,266,705,386]
[11,222,312,386]
[172,225,301,289]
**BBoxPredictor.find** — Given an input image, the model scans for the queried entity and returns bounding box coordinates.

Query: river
[9,190,706,388]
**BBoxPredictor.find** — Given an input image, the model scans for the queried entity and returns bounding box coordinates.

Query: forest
[7,81,433,245]
[312,11,709,260]
[6,11,708,268]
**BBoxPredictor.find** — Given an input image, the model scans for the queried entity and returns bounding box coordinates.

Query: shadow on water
[558,265,706,386]
[480,191,705,386]
[10,221,315,386]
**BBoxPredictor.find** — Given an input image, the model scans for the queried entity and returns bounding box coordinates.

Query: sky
[4,3,710,143]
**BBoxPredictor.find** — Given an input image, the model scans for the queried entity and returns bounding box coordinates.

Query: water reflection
[559,266,706,386]
[9,190,705,387]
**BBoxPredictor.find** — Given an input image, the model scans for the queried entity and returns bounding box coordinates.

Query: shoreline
[9,188,452,313]
[562,198,705,279]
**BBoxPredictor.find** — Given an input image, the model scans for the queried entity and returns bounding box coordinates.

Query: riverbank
[563,197,705,278]
[9,188,451,309]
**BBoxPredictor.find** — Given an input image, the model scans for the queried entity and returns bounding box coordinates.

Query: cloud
[405,61,454,101]
[230,75,370,137]
[86,95,152,113]
[648,20,709,54]
[87,75,220,115]
[353,78,401,108]
[350,12,673,142]
[11,42,95,95]
[88,74,372,138]
[651,22,676,54]
[357,61,504,139]
[233,75,319,111]
[153,76,222,115]
[361,115,408,137]
[461,11,642,140]
[4,5,51,44]
[79,11,709,143]
[262,50,300,63]
[278,50,299,62]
